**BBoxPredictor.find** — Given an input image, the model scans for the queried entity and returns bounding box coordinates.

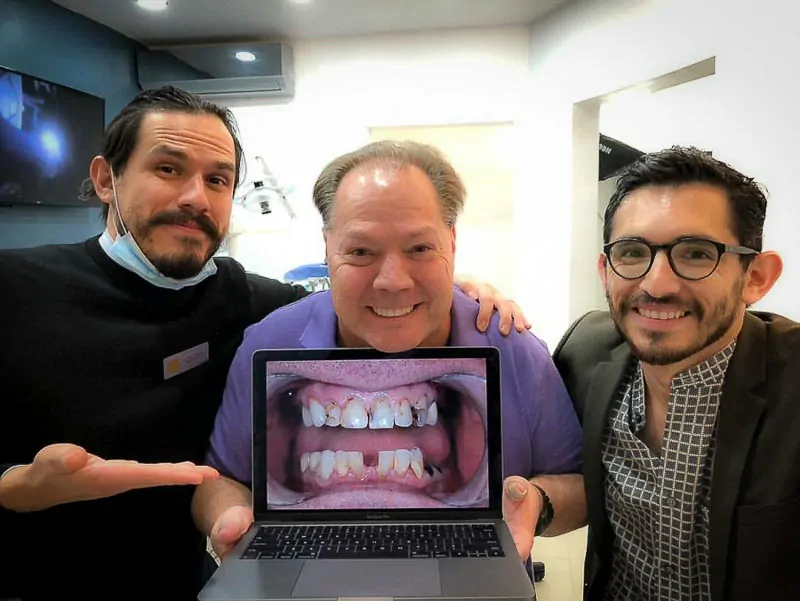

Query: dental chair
[283,262,330,292]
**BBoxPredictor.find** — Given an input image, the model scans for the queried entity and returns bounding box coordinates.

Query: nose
[176,174,211,213]
[373,254,414,293]
[639,250,681,298]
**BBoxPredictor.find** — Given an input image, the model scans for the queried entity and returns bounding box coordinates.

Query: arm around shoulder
[247,272,310,323]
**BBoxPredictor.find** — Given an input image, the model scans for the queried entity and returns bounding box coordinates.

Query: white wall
[227,27,530,285]
[599,75,718,154]
[521,0,800,349]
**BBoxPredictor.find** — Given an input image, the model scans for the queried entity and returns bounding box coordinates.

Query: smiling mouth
[634,308,690,320]
[266,364,488,510]
[371,305,418,318]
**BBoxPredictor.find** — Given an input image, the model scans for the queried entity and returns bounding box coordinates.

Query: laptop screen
[260,355,493,513]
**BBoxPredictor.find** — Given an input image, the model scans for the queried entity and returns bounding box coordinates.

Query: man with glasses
[502,146,797,600]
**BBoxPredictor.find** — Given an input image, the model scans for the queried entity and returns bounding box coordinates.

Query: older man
[192,140,586,564]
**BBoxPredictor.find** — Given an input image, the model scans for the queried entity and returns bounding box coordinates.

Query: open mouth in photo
[265,359,488,510]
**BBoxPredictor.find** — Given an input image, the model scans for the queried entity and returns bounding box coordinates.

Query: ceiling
[51,0,570,46]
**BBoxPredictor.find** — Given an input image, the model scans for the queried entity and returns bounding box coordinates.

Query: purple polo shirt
[206,288,583,483]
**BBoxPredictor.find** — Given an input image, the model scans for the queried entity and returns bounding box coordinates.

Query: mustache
[148,209,220,241]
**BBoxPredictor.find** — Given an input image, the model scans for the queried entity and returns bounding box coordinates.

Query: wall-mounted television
[0,65,106,207]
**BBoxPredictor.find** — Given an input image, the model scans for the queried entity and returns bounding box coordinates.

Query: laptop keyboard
[241,523,506,560]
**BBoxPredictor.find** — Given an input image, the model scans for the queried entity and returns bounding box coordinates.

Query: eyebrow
[613,234,720,244]
[341,226,440,241]
[150,144,236,174]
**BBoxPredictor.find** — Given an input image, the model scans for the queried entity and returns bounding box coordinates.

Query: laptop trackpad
[292,559,441,597]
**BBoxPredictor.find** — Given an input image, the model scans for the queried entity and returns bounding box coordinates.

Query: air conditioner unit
[136,42,294,100]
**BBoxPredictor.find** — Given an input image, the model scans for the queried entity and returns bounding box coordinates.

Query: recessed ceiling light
[136,0,169,11]
[288,0,313,5]
[235,51,257,62]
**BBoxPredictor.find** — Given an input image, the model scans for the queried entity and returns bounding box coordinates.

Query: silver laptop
[199,346,534,601]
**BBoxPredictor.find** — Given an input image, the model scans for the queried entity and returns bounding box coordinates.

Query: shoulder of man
[0,241,92,311]
[744,310,800,369]
[548,311,627,413]
[241,285,331,348]
[552,309,624,365]
[213,257,312,324]
[452,288,552,370]
[0,239,87,271]
[459,292,585,475]
[749,310,800,336]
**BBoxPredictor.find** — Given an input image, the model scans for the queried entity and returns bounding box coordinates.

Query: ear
[450,226,456,255]
[322,229,332,266]
[742,251,783,306]
[90,156,114,206]
[597,253,608,289]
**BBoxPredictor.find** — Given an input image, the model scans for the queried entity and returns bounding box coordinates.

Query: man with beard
[0,87,530,601]
[504,146,797,601]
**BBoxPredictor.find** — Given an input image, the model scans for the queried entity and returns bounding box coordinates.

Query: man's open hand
[455,276,532,335]
[0,443,219,512]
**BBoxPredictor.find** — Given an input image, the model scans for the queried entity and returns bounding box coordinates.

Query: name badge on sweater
[163,342,209,380]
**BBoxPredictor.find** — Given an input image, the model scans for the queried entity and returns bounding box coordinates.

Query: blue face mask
[98,170,218,290]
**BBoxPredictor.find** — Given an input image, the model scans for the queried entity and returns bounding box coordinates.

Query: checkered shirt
[601,341,735,600]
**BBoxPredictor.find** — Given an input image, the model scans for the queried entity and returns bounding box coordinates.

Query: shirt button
[665,496,677,508]
[663,564,675,577]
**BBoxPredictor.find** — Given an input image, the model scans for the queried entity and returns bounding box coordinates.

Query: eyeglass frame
[602,236,760,281]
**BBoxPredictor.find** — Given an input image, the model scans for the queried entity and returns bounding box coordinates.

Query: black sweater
[0,237,307,599]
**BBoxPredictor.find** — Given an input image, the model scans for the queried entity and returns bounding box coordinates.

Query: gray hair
[312,140,466,229]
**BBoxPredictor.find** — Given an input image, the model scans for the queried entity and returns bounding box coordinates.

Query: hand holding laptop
[210,504,253,559]
[198,349,536,601]
[0,443,219,512]
[502,475,540,561]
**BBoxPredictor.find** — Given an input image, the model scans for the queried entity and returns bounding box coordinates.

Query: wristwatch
[530,483,554,536]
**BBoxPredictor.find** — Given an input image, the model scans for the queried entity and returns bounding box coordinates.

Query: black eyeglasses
[603,237,759,281]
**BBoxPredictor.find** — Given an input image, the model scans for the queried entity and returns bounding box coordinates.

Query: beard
[150,247,219,279]
[132,208,225,279]
[606,280,743,366]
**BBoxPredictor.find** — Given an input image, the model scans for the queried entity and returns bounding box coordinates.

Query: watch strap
[530,483,554,536]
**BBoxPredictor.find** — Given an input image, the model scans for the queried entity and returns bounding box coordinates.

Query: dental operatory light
[234,156,296,218]
[136,0,169,11]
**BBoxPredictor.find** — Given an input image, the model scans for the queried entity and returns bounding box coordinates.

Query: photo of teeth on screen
[265,358,488,510]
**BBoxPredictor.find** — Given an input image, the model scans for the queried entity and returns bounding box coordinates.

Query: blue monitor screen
[0,66,105,207]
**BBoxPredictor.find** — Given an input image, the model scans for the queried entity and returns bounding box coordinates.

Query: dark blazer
[553,310,800,601]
